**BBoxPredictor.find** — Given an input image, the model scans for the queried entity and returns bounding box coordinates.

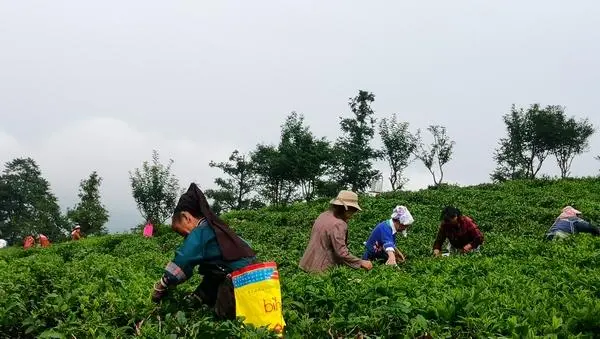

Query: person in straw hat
[362,205,414,266]
[299,190,373,273]
[545,205,599,240]
[71,225,82,240]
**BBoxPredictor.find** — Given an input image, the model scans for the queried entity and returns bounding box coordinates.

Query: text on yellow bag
[231,261,285,335]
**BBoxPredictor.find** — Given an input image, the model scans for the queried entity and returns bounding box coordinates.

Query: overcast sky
[1,1,599,232]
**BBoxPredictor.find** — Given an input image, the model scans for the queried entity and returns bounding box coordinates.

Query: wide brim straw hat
[330,190,362,211]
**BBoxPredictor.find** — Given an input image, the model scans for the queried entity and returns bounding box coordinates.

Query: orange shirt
[71,230,81,240]
[39,234,50,247]
[23,236,35,249]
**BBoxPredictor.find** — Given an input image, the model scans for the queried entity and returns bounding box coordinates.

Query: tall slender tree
[379,114,417,190]
[129,150,180,225]
[66,171,109,235]
[278,112,332,201]
[414,125,455,186]
[251,144,296,205]
[334,90,381,192]
[205,150,258,212]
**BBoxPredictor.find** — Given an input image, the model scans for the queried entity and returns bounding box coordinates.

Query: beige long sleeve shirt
[299,210,362,273]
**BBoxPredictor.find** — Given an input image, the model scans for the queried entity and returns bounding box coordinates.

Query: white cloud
[0,132,24,160]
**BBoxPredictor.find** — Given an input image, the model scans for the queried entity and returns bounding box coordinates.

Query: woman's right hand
[360,260,373,270]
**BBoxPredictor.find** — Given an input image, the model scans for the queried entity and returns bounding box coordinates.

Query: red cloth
[39,234,50,247]
[71,230,81,240]
[23,236,35,249]
[433,216,484,251]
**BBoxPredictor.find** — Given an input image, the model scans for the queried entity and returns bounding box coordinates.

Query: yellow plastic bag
[231,261,285,335]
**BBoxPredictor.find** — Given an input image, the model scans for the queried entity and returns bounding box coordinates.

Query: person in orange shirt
[38,234,51,247]
[71,225,82,240]
[23,235,35,249]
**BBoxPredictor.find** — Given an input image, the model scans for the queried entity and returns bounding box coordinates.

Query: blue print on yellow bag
[231,261,285,335]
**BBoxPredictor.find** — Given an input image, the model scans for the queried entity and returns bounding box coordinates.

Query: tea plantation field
[1,179,600,338]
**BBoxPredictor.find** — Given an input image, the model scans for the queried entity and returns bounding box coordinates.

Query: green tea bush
[1,179,600,338]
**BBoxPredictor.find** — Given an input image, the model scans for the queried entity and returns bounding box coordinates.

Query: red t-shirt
[433,216,484,251]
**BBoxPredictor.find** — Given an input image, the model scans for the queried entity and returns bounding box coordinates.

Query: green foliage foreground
[2,179,600,338]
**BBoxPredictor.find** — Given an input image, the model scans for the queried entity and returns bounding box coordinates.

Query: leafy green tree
[211,199,224,216]
[414,125,455,187]
[129,150,180,225]
[0,158,68,243]
[334,90,381,192]
[205,150,259,213]
[66,171,109,235]
[545,106,595,178]
[379,114,417,190]
[249,112,335,204]
[492,104,555,181]
[250,145,297,205]
[313,180,344,199]
[279,112,332,201]
[491,106,529,181]
[492,104,594,181]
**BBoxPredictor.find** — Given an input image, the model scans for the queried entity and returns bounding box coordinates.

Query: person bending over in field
[71,225,82,240]
[433,206,483,257]
[362,205,414,266]
[545,206,600,240]
[151,183,256,319]
[23,235,35,250]
[38,234,51,248]
[143,219,154,238]
[299,190,373,273]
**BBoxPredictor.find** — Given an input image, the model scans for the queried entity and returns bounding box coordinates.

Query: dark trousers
[362,249,388,262]
[193,266,236,320]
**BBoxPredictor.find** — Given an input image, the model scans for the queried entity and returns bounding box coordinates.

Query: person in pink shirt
[23,235,35,250]
[38,234,51,248]
[143,219,154,238]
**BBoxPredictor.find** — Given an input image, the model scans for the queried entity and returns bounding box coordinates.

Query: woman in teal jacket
[151,183,256,319]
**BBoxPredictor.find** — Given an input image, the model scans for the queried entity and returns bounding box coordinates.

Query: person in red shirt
[23,235,35,250]
[433,206,483,257]
[38,234,51,248]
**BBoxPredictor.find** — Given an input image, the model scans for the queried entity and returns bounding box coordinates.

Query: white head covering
[558,206,581,220]
[391,205,414,225]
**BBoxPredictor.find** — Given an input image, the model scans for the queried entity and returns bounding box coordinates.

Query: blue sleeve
[381,225,396,251]
[163,227,210,285]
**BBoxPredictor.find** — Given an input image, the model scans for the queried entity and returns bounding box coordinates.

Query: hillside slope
[1,179,600,338]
